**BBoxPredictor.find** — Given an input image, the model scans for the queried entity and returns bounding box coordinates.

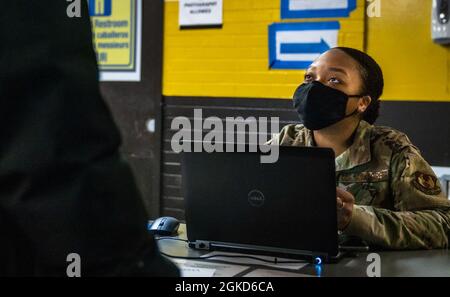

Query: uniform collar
[304,121,373,172]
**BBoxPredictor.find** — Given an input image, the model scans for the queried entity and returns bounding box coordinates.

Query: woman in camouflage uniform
[270,47,450,249]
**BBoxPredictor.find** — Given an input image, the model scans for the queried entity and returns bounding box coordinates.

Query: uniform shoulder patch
[412,172,442,195]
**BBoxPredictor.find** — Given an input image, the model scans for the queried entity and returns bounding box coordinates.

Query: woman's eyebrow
[327,67,348,76]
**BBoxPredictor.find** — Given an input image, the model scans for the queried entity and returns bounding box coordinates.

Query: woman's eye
[329,77,341,84]
[304,74,313,82]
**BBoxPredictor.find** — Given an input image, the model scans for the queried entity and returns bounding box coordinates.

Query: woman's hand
[336,187,355,231]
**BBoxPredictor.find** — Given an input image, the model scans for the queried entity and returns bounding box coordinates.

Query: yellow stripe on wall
[163,0,450,102]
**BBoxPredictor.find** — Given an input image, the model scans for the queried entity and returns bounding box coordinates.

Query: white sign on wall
[281,0,357,19]
[179,0,223,27]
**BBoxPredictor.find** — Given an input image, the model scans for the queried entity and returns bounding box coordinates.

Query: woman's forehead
[309,49,360,74]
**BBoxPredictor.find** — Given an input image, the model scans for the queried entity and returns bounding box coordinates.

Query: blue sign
[89,0,112,17]
[281,0,356,19]
[269,21,340,69]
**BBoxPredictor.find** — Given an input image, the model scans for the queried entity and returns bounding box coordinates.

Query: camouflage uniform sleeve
[344,147,450,249]
[266,124,299,146]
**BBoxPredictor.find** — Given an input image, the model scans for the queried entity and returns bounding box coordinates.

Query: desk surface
[158,224,450,277]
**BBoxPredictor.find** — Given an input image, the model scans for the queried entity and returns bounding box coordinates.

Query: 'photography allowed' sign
[179,0,223,28]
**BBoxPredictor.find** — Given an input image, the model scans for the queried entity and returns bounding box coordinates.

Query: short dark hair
[333,47,384,125]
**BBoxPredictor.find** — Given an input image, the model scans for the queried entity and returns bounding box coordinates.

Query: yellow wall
[366,0,450,101]
[163,0,450,102]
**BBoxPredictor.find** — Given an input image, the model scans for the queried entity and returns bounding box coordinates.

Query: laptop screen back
[182,146,338,257]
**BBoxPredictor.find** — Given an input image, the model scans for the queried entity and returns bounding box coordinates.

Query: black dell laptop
[181,146,342,263]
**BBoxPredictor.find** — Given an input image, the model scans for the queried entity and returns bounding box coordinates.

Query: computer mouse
[148,216,180,236]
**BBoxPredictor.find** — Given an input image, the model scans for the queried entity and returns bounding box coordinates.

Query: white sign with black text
[179,0,223,27]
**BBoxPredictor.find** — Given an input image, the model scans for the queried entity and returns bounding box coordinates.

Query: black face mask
[293,81,365,130]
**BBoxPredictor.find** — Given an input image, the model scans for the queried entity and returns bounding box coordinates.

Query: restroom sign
[179,0,223,27]
[281,0,357,19]
[90,0,142,81]
[269,21,340,69]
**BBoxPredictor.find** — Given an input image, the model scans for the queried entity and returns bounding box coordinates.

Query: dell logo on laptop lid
[248,190,265,207]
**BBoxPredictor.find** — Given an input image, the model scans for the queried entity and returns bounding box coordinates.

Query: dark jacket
[0,0,178,276]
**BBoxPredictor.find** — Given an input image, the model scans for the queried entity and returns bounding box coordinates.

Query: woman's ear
[358,95,372,113]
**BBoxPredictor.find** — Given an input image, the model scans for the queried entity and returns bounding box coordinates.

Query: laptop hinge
[193,240,211,250]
